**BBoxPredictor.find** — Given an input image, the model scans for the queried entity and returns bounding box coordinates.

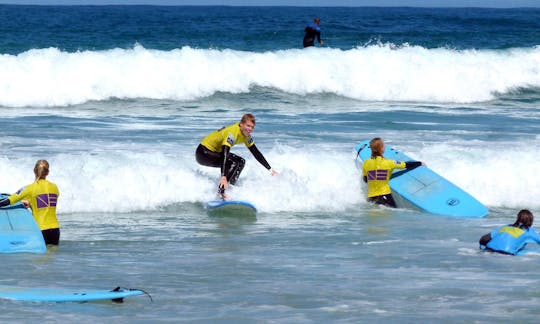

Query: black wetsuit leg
[224,153,245,185]
[303,26,316,47]
[368,194,397,208]
[196,144,245,185]
[196,144,222,167]
[42,228,60,245]
[303,37,314,47]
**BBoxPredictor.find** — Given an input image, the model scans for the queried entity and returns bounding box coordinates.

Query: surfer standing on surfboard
[195,114,277,200]
[362,138,424,208]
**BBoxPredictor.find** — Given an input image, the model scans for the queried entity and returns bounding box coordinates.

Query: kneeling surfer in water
[195,114,277,200]
[362,137,424,208]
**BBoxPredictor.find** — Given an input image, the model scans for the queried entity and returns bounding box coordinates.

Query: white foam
[1,140,538,214]
[1,44,539,107]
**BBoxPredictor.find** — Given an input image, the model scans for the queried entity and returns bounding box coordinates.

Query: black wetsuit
[303,22,321,48]
[196,143,271,187]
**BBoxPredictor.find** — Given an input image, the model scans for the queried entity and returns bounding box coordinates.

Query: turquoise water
[1,5,540,322]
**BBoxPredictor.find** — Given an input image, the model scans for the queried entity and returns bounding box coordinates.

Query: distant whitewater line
[1,44,539,107]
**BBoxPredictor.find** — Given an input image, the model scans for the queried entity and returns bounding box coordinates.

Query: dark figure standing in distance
[303,17,323,48]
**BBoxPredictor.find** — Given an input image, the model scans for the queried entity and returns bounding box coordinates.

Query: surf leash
[110,286,153,303]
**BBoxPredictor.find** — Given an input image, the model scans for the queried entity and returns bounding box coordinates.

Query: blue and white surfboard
[355,140,488,218]
[0,286,147,303]
[0,194,46,254]
[205,200,257,217]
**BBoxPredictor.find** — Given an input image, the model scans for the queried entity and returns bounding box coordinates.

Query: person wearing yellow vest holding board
[196,114,277,200]
[362,138,424,208]
[0,159,60,245]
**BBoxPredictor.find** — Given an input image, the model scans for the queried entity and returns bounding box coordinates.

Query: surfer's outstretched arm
[248,144,277,175]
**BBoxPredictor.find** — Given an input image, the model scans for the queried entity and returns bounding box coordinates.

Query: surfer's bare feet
[218,186,229,201]
[220,192,230,201]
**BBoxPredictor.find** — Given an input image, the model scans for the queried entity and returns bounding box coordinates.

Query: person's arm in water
[248,144,277,175]
[528,227,540,245]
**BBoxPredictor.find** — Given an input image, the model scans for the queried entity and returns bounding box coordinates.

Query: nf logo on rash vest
[36,193,58,208]
[226,134,235,146]
[367,169,389,180]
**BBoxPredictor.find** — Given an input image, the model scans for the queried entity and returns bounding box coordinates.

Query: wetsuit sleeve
[405,161,422,169]
[479,232,492,247]
[248,144,271,170]
[529,228,540,244]
[316,30,321,43]
[0,198,10,207]
[221,145,230,176]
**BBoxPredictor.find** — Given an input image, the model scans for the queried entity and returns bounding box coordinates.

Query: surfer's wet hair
[513,209,534,229]
[369,137,384,157]
[240,113,256,125]
[34,159,49,180]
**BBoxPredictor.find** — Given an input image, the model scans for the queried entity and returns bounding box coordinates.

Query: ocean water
[1,5,540,322]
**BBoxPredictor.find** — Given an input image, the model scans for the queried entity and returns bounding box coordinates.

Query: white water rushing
[1,44,540,107]
[1,139,539,214]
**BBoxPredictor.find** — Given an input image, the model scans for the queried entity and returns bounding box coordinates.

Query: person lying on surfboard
[362,137,424,208]
[195,113,277,200]
[0,159,60,245]
[479,209,540,255]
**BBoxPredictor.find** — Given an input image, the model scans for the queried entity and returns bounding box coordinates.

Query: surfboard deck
[205,200,257,217]
[354,140,488,218]
[0,286,145,303]
[0,194,47,254]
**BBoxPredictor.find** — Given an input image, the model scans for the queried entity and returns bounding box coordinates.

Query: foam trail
[1,44,540,107]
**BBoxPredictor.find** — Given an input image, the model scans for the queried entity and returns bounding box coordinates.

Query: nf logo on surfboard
[446,198,460,206]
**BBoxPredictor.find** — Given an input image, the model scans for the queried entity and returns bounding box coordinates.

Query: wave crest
[1,44,539,107]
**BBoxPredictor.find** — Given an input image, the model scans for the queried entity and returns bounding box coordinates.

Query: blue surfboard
[355,140,488,218]
[205,200,257,217]
[0,286,146,303]
[0,194,46,254]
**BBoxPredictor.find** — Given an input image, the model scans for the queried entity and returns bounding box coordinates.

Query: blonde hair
[369,137,384,157]
[34,159,50,180]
